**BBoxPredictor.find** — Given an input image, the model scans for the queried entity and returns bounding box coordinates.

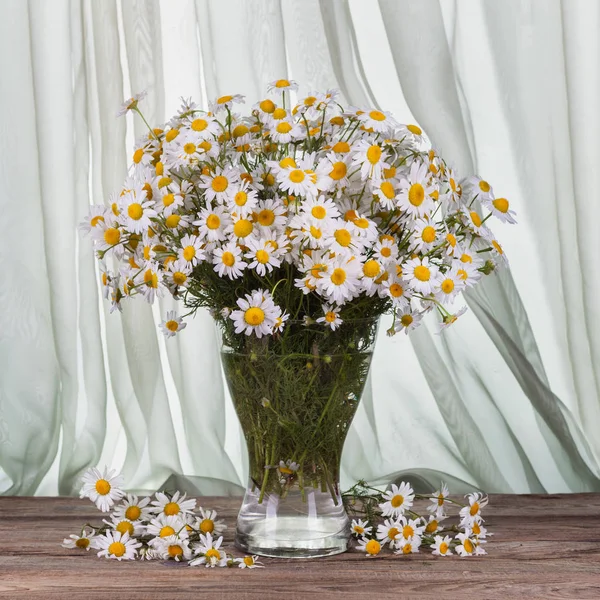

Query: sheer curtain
[1,0,599,496]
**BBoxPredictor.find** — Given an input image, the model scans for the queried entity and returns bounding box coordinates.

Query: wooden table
[1,494,600,599]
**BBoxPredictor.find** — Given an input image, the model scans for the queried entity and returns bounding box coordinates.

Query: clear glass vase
[220,318,378,558]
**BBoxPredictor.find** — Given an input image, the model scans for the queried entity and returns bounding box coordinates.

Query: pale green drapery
[1,0,599,496]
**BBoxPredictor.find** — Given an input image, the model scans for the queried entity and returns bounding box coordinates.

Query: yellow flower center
[332,141,350,153]
[421,226,436,243]
[172,271,187,286]
[407,124,422,135]
[234,219,253,238]
[217,95,233,104]
[354,218,369,229]
[183,246,196,261]
[205,548,221,561]
[460,253,472,263]
[344,209,358,222]
[108,542,126,557]
[162,193,175,207]
[457,269,468,281]
[366,145,382,164]
[90,215,105,227]
[144,270,158,288]
[158,176,172,188]
[425,520,438,534]
[463,538,474,553]
[133,148,144,164]
[221,251,235,267]
[408,183,425,206]
[103,228,121,246]
[165,215,181,229]
[353,525,364,534]
[492,240,503,254]
[439,542,449,554]
[470,211,482,227]
[389,283,404,298]
[258,209,275,226]
[275,79,291,88]
[438,493,445,506]
[493,197,509,213]
[369,110,386,121]
[310,263,325,279]
[116,521,134,536]
[402,544,412,554]
[183,142,196,155]
[330,268,347,286]
[478,180,490,193]
[243,556,255,566]
[124,506,141,521]
[289,169,305,183]
[414,265,430,281]
[211,176,228,193]
[470,502,480,516]
[276,122,292,134]
[388,527,400,539]
[402,525,414,538]
[206,214,221,230]
[365,540,381,555]
[127,203,143,220]
[325,311,337,323]
[472,522,481,535]
[380,246,392,258]
[164,502,180,516]
[166,320,179,332]
[390,494,404,508]
[191,118,208,131]
[159,526,175,537]
[95,479,111,495]
[166,128,179,142]
[400,314,413,326]
[234,191,248,206]
[330,115,345,126]
[272,107,287,120]
[383,166,396,178]
[199,519,215,534]
[334,229,351,247]
[363,260,380,278]
[446,233,456,247]
[311,205,326,219]
[168,545,183,558]
[232,124,249,138]
[255,249,270,264]
[259,99,275,113]
[330,162,347,180]
[380,181,395,199]
[75,538,89,549]
[245,307,265,326]
[441,279,454,294]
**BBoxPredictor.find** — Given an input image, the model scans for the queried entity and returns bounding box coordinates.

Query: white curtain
[1,0,599,496]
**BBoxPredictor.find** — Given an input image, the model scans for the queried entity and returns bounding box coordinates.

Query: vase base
[235,516,348,559]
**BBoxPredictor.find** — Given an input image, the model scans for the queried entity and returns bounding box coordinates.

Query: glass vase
[220,318,378,558]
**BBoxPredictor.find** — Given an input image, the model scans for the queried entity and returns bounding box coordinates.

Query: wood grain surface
[1,494,600,599]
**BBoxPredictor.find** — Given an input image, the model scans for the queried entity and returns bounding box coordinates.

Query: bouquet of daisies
[81,79,514,341]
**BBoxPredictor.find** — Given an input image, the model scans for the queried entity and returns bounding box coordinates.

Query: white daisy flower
[228,214,256,241]
[455,530,483,557]
[277,165,319,197]
[165,258,192,290]
[269,118,305,144]
[427,483,450,517]
[156,188,184,216]
[350,518,373,538]
[393,308,423,334]
[396,160,435,219]
[459,492,488,524]
[360,259,385,294]
[423,514,445,535]
[153,534,193,562]
[351,139,390,180]
[272,309,289,333]
[466,175,494,201]
[444,168,462,204]
[356,537,382,557]
[373,236,399,264]
[267,78,299,94]
[397,122,424,142]
[301,195,341,223]
[379,482,415,518]
[112,494,152,523]
[315,152,351,191]
[398,515,425,545]
[324,219,364,256]
[92,223,124,256]
[194,205,231,243]
[454,255,483,288]
[358,109,398,134]
[373,179,398,210]
[254,198,287,230]
[485,196,517,224]
[195,508,227,537]
[395,536,422,555]
[431,534,453,556]
[178,234,205,266]
[116,90,147,117]
[189,533,228,568]
[213,242,246,279]
[244,237,281,276]
[376,518,403,549]
[434,266,465,303]
[236,555,264,569]
[159,311,187,338]
[316,304,343,331]
[145,513,188,542]
[150,491,197,517]
[209,93,245,113]
[186,114,220,138]
[138,261,165,303]
[163,131,207,168]
[319,254,362,305]
[403,256,439,295]
[411,219,439,252]
[488,238,509,266]
[461,207,491,238]
[438,306,468,333]
[278,459,299,476]
[103,516,144,538]
[79,467,125,512]
[349,214,378,242]
[230,289,280,338]
[227,182,259,216]
[198,167,239,204]
[79,205,109,235]
[95,530,141,560]
[62,528,97,551]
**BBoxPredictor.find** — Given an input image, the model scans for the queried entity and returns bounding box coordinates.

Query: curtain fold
[1,0,599,496]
